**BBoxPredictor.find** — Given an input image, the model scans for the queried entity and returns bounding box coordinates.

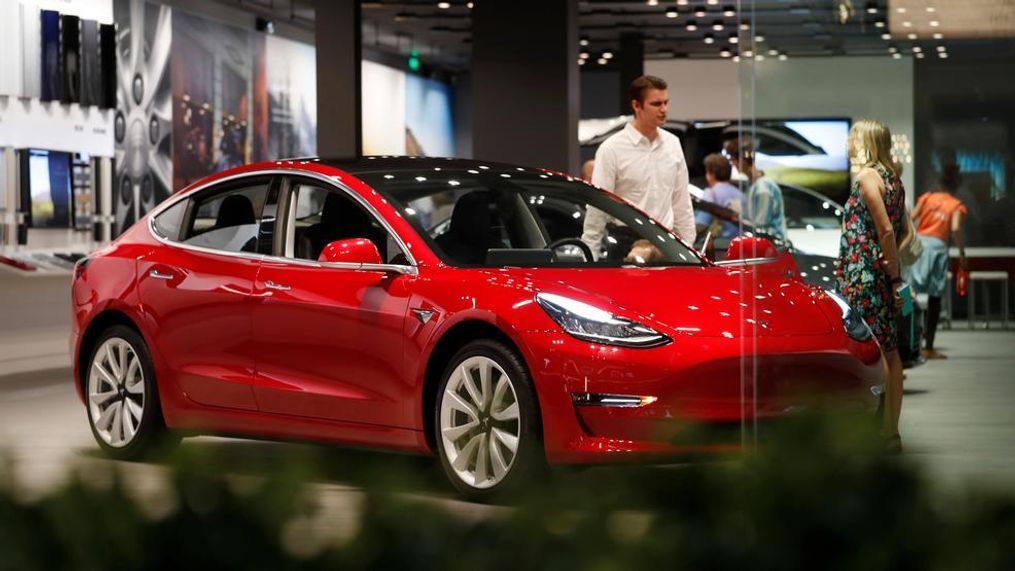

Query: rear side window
[177,179,276,254]
[152,200,187,240]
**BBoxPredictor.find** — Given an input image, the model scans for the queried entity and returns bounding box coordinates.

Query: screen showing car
[24,149,73,228]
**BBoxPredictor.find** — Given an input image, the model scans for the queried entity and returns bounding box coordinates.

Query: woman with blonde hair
[835,119,907,452]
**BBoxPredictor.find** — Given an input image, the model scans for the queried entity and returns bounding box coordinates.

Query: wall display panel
[21,2,42,99]
[80,20,102,106]
[21,149,73,228]
[99,23,116,109]
[170,8,255,190]
[113,0,172,236]
[362,60,407,156]
[72,153,94,231]
[40,9,62,102]
[61,14,82,104]
[405,74,455,157]
[0,0,24,97]
[256,34,317,160]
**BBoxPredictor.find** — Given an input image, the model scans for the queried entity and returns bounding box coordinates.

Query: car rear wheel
[86,325,175,459]
[435,339,543,500]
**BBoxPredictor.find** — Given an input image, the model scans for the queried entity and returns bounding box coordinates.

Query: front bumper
[523,330,883,464]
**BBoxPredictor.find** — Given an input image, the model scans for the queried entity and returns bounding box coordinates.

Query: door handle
[149,269,174,280]
[265,280,291,291]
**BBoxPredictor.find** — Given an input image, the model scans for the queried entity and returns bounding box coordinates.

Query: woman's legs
[884,348,904,441]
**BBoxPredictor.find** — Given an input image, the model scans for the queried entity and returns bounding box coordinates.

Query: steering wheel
[546,237,594,262]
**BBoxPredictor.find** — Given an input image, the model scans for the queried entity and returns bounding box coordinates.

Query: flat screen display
[752,119,851,201]
[22,149,73,228]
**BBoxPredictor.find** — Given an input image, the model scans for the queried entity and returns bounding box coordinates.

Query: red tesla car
[71,157,882,498]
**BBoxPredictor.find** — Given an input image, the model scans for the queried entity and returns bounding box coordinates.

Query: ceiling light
[722,6,735,17]
[927,6,937,12]
[930,20,939,27]
[939,52,948,59]
[580,37,589,46]
[867,4,877,14]
[755,34,765,42]
[897,6,906,13]
[755,54,765,61]
[768,48,778,55]
[602,51,614,59]
[892,53,902,59]
[875,19,885,28]
[647,0,658,5]
[732,55,740,62]
[740,23,750,31]
[437,1,450,9]
[720,48,732,57]
[889,45,898,53]
[686,20,698,31]
[677,0,688,5]
[597,57,608,65]
[694,8,706,17]
[779,53,788,60]
[666,8,678,18]
[912,46,922,52]
[467,2,473,7]
[743,50,754,57]
[907,33,917,39]
[704,33,715,44]
[712,20,724,31]
[729,33,739,44]
[903,21,912,27]
[579,51,590,59]
[933,33,943,39]
[916,52,925,58]
[707,0,719,5]
[881,33,892,40]
[936,45,946,51]
[578,58,586,65]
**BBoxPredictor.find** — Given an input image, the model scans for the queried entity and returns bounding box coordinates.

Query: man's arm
[951,209,968,269]
[671,149,696,243]
[582,146,617,259]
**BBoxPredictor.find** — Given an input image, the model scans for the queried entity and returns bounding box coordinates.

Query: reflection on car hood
[505,266,834,338]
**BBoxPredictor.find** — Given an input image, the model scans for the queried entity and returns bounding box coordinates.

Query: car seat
[298,192,379,260]
[435,190,510,265]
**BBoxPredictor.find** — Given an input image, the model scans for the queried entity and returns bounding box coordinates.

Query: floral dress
[835,164,906,351]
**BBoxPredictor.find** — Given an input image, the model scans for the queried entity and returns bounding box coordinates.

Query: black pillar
[315,0,360,158]
[618,33,644,115]
[472,0,579,174]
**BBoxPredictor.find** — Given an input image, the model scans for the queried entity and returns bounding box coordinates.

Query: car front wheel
[435,339,543,500]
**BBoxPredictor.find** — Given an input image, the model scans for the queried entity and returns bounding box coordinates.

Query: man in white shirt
[581,75,695,260]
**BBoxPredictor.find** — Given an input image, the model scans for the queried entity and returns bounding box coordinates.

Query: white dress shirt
[581,122,695,256]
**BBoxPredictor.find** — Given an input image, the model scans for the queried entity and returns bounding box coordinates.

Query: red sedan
[71,157,882,498]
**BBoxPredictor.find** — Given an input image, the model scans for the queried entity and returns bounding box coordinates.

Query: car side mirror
[725,235,778,261]
[318,238,382,265]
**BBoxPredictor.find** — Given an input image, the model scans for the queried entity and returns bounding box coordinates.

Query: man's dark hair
[704,153,732,182]
[727,136,756,166]
[629,75,668,104]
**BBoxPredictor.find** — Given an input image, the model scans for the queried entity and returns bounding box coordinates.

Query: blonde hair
[849,119,899,177]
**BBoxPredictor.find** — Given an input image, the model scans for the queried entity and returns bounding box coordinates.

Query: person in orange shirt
[909,163,969,359]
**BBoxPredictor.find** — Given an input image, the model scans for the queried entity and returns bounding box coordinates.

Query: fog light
[572,392,658,407]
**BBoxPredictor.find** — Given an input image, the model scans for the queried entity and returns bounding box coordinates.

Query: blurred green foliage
[1,412,1014,570]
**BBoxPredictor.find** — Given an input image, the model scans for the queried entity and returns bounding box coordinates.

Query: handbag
[898,209,923,267]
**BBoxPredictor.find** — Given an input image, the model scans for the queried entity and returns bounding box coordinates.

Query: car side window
[152,200,187,241]
[286,183,405,264]
[178,179,275,254]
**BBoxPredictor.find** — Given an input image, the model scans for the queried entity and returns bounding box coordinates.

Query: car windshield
[356,166,704,268]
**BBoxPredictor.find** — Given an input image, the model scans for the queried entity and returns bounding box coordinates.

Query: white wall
[644,59,739,120]
[754,56,915,197]
[644,55,916,197]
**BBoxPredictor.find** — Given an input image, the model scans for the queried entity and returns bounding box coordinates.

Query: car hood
[508,265,835,338]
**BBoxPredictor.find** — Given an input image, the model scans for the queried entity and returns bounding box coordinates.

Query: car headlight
[534,293,670,348]
[825,290,873,342]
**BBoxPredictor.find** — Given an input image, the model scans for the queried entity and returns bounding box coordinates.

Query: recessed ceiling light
[686,20,698,31]
[712,21,724,31]
[913,46,922,53]
[939,52,948,58]
[743,50,754,57]
[768,48,778,55]
[578,58,586,65]
[930,20,940,27]
[927,6,937,12]
[466,1,473,7]
[889,45,898,53]
[933,33,943,39]
[720,48,731,57]
[881,33,892,40]
[755,34,765,42]
[704,34,715,44]
[602,51,613,59]
[779,54,788,60]
[740,23,750,31]
[579,51,589,59]
[722,6,735,17]
[867,6,877,14]
[580,37,589,46]
[936,45,946,52]
[437,1,450,9]
[916,52,925,58]
[897,6,906,13]
[875,19,885,28]
[647,0,658,5]
[903,21,912,27]
[677,0,688,5]
[707,0,719,5]
[694,8,706,17]
[597,57,608,65]
[907,33,917,40]
[892,53,902,59]
[755,54,765,61]
[729,34,739,44]
[666,8,678,18]
[732,55,740,62]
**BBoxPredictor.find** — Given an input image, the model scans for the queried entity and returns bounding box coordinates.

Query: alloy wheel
[439,355,521,489]
[88,337,146,448]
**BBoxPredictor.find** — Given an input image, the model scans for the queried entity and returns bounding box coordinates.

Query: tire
[84,325,177,460]
[434,339,544,500]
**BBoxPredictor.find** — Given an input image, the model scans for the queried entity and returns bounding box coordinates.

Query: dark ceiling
[223,1,1014,71]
